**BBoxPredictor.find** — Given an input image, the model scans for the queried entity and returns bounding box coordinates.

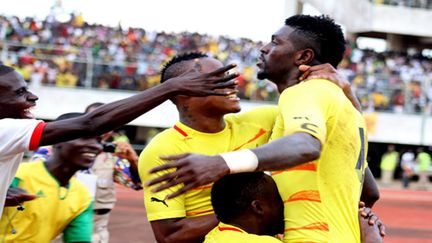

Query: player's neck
[227,218,262,235]
[274,69,300,92]
[179,113,225,133]
[44,158,78,187]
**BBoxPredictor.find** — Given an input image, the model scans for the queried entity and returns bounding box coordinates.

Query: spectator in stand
[416,147,431,190]
[2,13,432,109]
[380,145,399,186]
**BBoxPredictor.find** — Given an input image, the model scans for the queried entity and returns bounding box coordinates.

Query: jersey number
[355,128,366,184]
[355,127,365,170]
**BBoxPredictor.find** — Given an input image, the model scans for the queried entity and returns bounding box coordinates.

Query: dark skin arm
[361,168,380,208]
[147,133,321,198]
[39,64,239,146]
[151,214,218,243]
[5,187,36,206]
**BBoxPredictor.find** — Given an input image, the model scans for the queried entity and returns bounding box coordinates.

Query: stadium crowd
[1,14,431,113]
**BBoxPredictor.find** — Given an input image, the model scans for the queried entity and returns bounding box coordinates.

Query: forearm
[87,84,174,132]
[361,167,380,208]
[251,133,321,171]
[154,214,218,243]
[40,83,175,146]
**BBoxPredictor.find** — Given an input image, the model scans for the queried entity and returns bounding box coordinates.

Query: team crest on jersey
[35,190,46,198]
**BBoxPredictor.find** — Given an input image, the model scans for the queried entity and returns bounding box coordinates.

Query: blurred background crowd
[370,0,432,9]
[1,13,432,113]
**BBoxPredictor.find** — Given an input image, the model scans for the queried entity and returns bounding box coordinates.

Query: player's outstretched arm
[146,132,321,199]
[151,214,218,243]
[40,64,239,146]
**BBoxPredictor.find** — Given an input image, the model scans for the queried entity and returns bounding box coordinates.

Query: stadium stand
[1,13,431,114]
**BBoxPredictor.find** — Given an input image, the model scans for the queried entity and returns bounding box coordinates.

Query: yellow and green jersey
[204,222,282,243]
[0,161,93,243]
[139,106,278,221]
[270,79,367,243]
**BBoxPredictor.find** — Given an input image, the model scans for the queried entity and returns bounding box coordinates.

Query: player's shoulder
[142,128,178,150]
[70,178,92,204]
[16,160,44,177]
[280,79,343,104]
[226,105,279,124]
[139,127,186,161]
[0,118,41,128]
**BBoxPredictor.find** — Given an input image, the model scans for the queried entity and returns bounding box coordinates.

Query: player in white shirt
[0,63,239,218]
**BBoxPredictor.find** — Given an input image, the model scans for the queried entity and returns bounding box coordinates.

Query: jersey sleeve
[0,119,46,156]
[139,135,186,221]
[63,201,94,243]
[228,105,279,132]
[278,80,340,145]
[9,178,21,188]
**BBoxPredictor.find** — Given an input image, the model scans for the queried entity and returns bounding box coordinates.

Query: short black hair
[0,65,15,76]
[211,172,269,223]
[285,15,346,68]
[55,112,84,121]
[160,52,208,83]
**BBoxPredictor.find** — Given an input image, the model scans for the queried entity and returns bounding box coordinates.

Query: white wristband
[220,149,259,174]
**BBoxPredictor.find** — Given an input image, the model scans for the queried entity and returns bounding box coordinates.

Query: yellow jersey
[204,222,282,243]
[270,79,367,243]
[139,106,278,221]
[0,161,93,243]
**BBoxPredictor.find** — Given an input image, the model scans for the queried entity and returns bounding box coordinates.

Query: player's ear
[294,48,315,66]
[251,200,264,216]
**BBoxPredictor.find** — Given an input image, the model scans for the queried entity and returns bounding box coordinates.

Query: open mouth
[21,106,36,119]
[257,56,265,68]
[81,152,98,160]
[225,90,240,101]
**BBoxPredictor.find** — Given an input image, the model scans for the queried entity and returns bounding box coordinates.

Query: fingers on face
[208,64,237,76]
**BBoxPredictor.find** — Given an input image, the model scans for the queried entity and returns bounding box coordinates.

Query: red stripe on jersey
[218,227,243,233]
[190,184,213,191]
[284,190,321,203]
[272,162,317,175]
[173,125,188,137]
[29,122,46,151]
[284,222,329,232]
[186,208,213,216]
[233,128,267,151]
